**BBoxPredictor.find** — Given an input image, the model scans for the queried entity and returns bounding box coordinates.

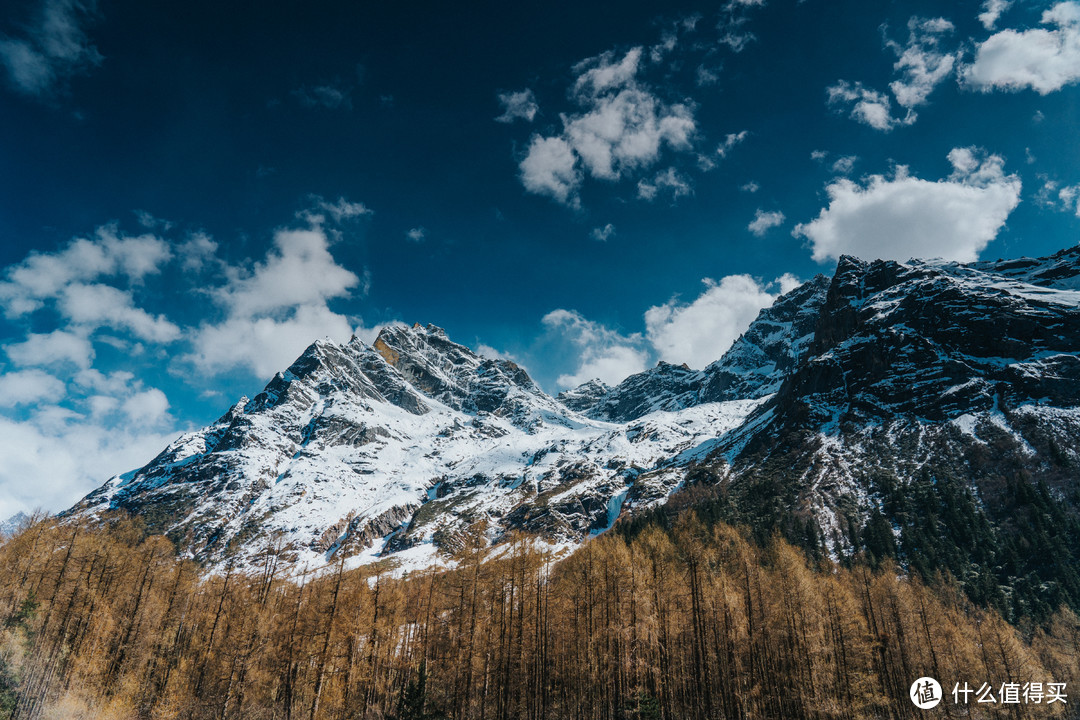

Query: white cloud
[887,17,956,112]
[0,411,179,519]
[696,65,721,86]
[1059,184,1080,216]
[0,0,102,97]
[637,168,692,202]
[541,309,649,389]
[748,209,785,236]
[794,147,1022,263]
[716,130,748,158]
[496,89,539,123]
[572,47,643,98]
[4,329,94,369]
[121,388,170,424]
[189,305,358,380]
[644,274,780,369]
[314,196,373,223]
[0,370,65,407]
[187,223,364,378]
[178,232,219,272]
[740,180,760,193]
[1039,179,1080,216]
[826,81,908,131]
[979,0,1013,30]
[58,283,180,342]
[962,2,1080,94]
[715,0,767,53]
[828,16,957,131]
[831,155,858,174]
[406,227,426,243]
[591,223,616,242]
[0,226,172,318]
[776,273,802,295]
[213,227,359,318]
[292,82,352,110]
[520,135,582,206]
[562,88,694,180]
[518,47,696,206]
[810,149,828,161]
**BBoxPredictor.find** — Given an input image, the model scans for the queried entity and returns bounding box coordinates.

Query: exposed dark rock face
[67,247,1080,598]
[568,274,830,422]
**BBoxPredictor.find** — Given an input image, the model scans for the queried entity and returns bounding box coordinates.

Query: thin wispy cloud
[591,223,616,241]
[292,81,353,110]
[827,16,957,131]
[495,88,539,123]
[0,0,102,98]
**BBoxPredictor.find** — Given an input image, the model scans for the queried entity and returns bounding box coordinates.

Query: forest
[0,508,1077,720]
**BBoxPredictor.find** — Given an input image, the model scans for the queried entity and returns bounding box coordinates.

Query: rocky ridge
[69,246,1080,585]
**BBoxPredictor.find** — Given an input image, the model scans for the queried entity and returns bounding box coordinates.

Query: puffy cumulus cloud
[213,227,359,318]
[748,209,786,236]
[794,148,1022,263]
[776,273,802,295]
[187,223,366,378]
[979,0,1013,30]
[0,225,172,317]
[121,388,169,424]
[0,369,65,407]
[0,409,179,518]
[740,180,760,193]
[518,47,696,206]
[541,309,649,389]
[637,168,692,202]
[644,276,775,369]
[962,2,1080,94]
[0,0,102,98]
[5,329,94,369]
[520,135,581,206]
[1059,184,1080,216]
[644,274,790,369]
[495,89,539,123]
[58,283,179,342]
[406,227,427,243]
[562,88,694,180]
[0,355,177,518]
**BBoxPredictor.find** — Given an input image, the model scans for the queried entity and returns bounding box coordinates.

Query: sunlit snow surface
[78,328,765,574]
[71,247,1080,575]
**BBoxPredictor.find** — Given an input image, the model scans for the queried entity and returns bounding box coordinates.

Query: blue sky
[1,0,1079,516]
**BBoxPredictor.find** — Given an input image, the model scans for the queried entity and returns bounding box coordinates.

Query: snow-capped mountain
[69,246,1080,584]
[70,323,762,570]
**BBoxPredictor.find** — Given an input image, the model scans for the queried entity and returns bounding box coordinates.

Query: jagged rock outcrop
[68,246,1080,587]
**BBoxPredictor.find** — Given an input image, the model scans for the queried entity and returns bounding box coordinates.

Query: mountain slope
[71,324,762,570]
[68,246,1080,602]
